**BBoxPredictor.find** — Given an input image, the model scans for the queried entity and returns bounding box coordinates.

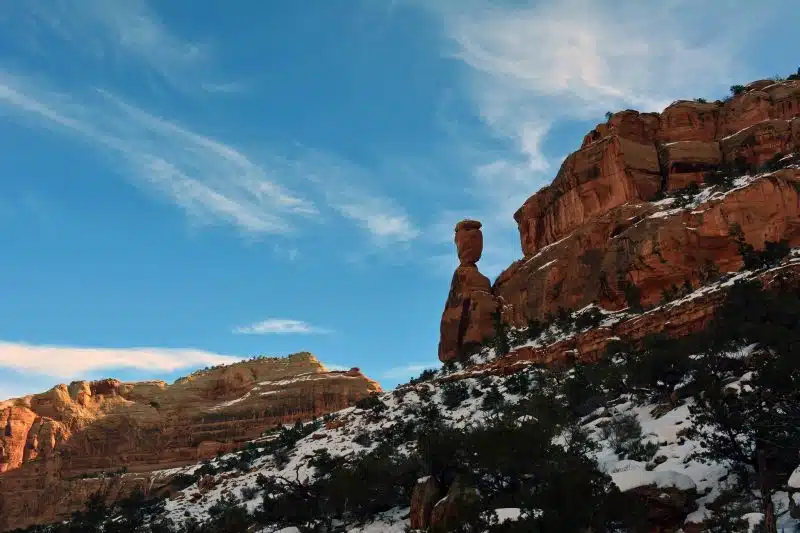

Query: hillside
[0,354,380,531]
[12,271,800,533]
[4,75,800,533]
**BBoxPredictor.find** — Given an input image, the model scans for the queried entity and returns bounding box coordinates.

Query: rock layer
[497,170,800,324]
[0,353,380,531]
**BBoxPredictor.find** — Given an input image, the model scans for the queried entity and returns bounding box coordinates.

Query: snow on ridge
[610,469,696,493]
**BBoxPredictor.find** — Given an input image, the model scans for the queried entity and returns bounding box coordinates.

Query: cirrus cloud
[232,319,333,335]
[0,341,240,382]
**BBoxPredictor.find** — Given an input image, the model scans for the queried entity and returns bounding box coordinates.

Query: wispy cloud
[233,319,332,335]
[273,243,300,262]
[0,0,229,93]
[0,72,318,235]
[0,69,420,254]
[381,362,439,380]
[0,341,239,383]
[412,0,775,271]
[334,199,420,245]
[323,363,351,372]
[201,82,249,94]
[289,151,421,247]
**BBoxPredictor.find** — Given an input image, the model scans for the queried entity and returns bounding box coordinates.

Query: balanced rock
[438,220,500,363]
[455,219,484,265]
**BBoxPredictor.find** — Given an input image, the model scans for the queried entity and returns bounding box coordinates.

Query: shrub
[730,223,790,270]
[699,259,721,285]
[575,307,604,330]
[526,318,545,341]
[353,432,372,447]
[409,368,437,385]
[624,333,694,402]
[441,380,470,409]
[601,413,657,461]
[506,372,531,396]
[491,309,510,356]
[240,485,259,501]
[620,280,643,313]
[355,393,387,414]
[760,152,785,172]
[730,84,746,96]
[417,385,434,402]
[704,169,736,190]
[481,385,506,412]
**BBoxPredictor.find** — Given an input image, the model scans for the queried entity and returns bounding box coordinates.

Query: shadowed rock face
[0,353,380,531]
[438,221,500,363]
[438,79,800,362]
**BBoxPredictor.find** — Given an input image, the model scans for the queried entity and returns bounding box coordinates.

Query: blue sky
[0,0,797,398]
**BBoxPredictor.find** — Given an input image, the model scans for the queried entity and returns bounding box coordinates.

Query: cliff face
[0,353,380,531]
[438,79,800,363]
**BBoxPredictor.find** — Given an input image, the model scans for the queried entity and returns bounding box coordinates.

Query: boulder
[409,476,441,529]
[429,477,479,532]
[455,219,484,265]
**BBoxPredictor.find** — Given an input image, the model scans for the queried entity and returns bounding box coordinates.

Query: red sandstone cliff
[439,79,800,363]
[0,353,380,531]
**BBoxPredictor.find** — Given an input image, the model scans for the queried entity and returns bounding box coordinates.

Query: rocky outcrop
[429,477,479,531]
[497,169,800,323]
[515,135,662,257]
[518,81,800,259]
[437,78,800,363]
[409,476,441,530]
[443,251,800,381]
[661,140,721,191]
[0,353,380,531]
[438,221,500,363]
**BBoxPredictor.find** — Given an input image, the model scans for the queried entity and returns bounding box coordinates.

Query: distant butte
[0,353,380,531]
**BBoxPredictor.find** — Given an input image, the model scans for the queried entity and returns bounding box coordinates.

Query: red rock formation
[0,353,380,531]
[409,476,441,530]
[455,219,484,264]
[658,101,720,143]
[515,135,661,257]
[446,263,800,379]
[438,221,500,362]
[438,78,800,361]
[661,141,721,191]
[497,169,800,325]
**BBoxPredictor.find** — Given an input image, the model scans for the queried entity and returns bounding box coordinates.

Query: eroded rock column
[438,220,499,363]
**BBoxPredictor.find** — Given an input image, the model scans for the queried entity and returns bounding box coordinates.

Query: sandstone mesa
[0,353,379,530]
